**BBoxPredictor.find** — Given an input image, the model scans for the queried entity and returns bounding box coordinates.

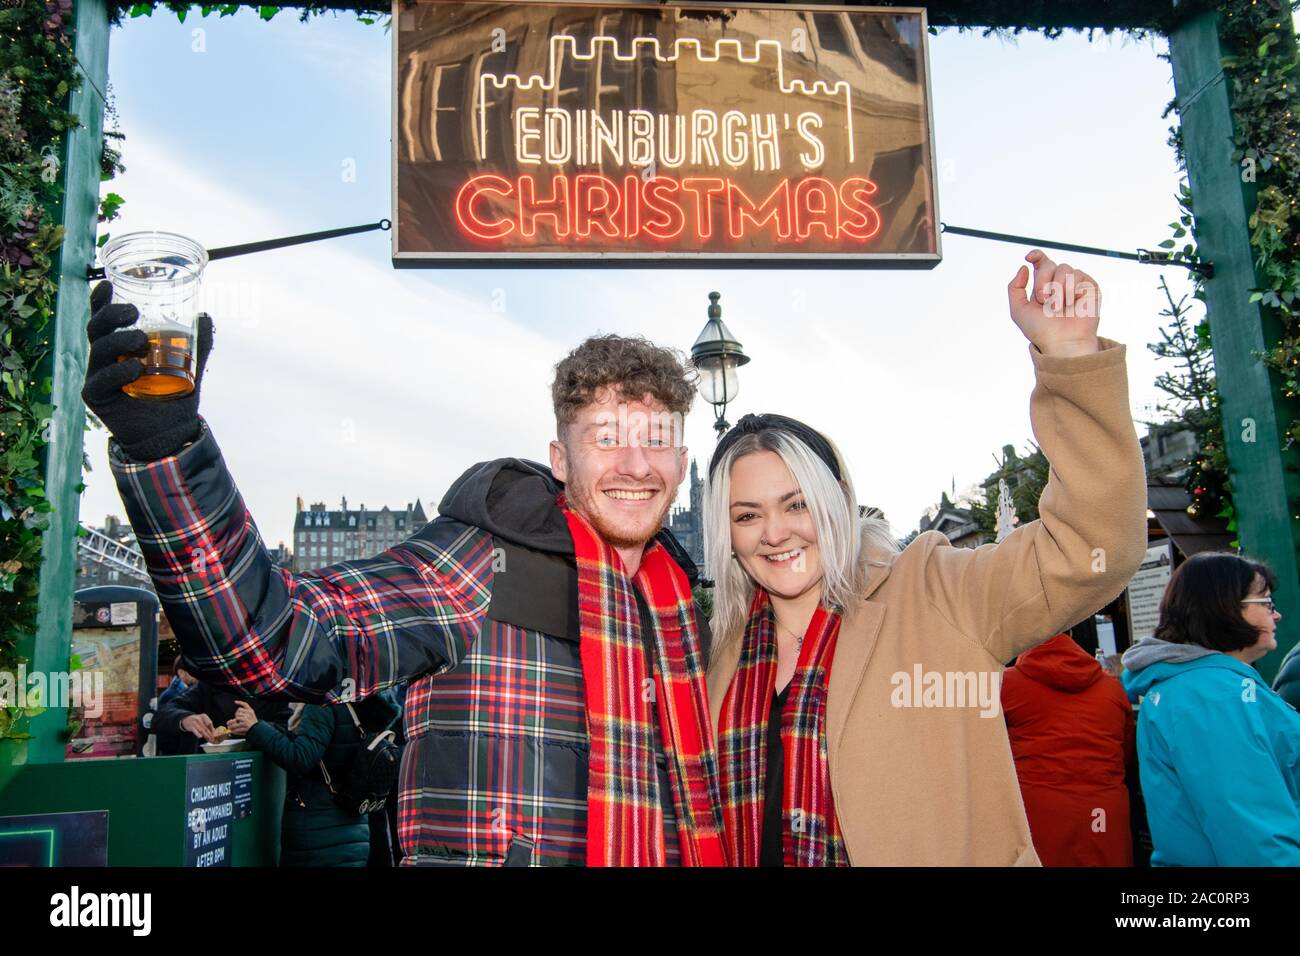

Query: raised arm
[922,251,1148,664]
[107,419,492,703]
[84,283,490,703]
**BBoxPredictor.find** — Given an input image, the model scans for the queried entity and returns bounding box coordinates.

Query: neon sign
[454,174,883,242]
[393,2,939,266]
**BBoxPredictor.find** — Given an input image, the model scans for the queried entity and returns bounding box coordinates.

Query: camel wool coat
[707,338,1148,866]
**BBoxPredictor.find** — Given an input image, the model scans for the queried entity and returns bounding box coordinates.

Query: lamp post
[691,291,750,438]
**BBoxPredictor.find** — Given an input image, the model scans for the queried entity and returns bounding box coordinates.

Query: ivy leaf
[1158,239,1176,249]
[259,5,278,19]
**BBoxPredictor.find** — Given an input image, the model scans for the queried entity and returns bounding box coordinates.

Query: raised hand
[81,280,215,461]
[1007,249,1101,358]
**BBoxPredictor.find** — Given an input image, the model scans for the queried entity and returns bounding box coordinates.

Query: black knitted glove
[81,280,215,462]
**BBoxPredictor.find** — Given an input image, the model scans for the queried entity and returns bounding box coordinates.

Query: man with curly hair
[83,287,725,867]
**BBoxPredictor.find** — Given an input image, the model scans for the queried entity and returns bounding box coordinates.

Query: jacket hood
[439,458,573,555]
[1120,636,1225,699]
[1014,633,1103,692]
[436,458,701,584]
[1121,635,1217,674]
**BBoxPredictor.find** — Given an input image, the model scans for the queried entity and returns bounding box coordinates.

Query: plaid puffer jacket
[109,417,708,865]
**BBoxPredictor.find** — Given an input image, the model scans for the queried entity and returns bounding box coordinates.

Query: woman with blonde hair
[704,250,1149,866]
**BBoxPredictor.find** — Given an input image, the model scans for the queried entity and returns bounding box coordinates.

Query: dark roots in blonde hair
[551,334,697,430]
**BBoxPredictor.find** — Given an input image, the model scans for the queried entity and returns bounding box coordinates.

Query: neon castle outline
[476,33,856,164]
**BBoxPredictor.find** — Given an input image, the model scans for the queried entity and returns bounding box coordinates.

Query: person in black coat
[1275,640,1300,710]
[230,692,400,867]
[157,659,198,710]
[153,677,289,755]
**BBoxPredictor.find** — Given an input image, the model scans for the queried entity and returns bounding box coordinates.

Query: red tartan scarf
[717,589,850,866]
[562,504,728,867]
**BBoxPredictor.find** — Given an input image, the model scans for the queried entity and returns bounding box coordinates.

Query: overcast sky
[82,10,1206,551]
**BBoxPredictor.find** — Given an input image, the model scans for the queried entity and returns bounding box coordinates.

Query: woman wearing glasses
[1122,552,1300,865]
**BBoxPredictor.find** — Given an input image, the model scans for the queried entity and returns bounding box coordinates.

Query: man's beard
[567,479,674,551]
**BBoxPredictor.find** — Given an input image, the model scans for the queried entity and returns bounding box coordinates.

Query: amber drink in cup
[100,231,208,399]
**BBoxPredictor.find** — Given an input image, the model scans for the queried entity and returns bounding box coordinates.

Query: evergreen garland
[0,0,82,739]
[1220,1,1300,467]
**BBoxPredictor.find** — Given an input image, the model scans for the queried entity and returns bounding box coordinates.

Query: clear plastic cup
[100,231,209,399]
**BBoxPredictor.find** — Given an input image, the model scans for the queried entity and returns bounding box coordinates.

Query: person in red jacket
[1002,631,1136,866]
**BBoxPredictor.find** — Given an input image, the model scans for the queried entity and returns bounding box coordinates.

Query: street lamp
[691,291,750,437]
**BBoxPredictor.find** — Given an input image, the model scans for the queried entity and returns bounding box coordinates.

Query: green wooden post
[19,0,112,766]
[1169,10,1300,684]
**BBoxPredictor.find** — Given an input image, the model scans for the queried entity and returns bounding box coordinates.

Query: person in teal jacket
[1122,551,1300,866]
[231,692,400,867]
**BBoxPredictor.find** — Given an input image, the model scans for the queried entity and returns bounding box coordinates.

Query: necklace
[775,619,805,653]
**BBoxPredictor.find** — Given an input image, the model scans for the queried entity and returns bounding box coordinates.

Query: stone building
[667,459,705,571]
[293,495,429,572]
